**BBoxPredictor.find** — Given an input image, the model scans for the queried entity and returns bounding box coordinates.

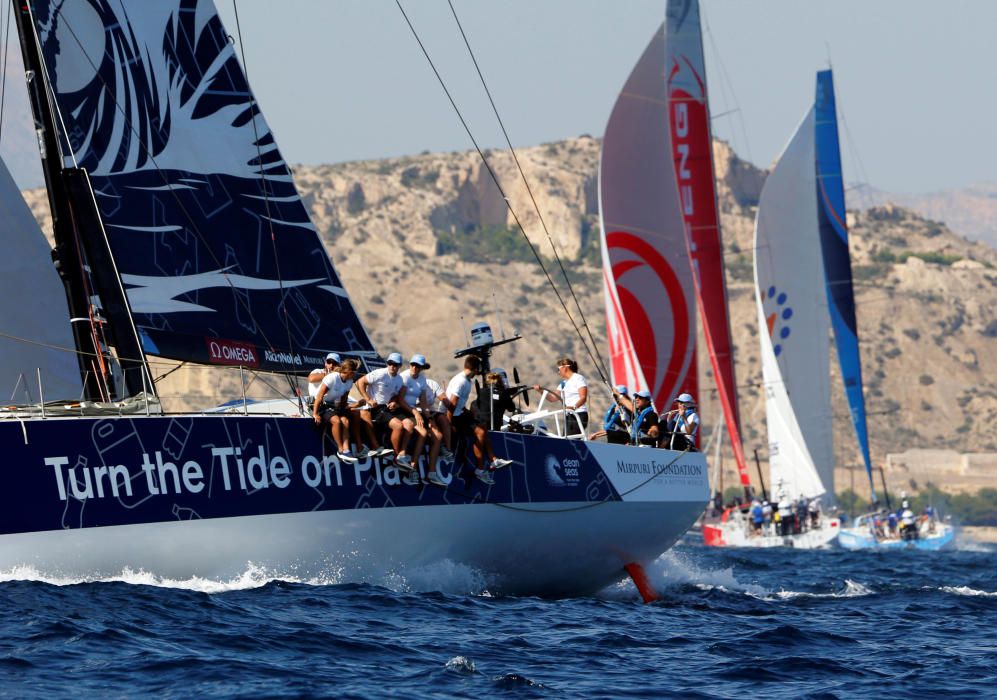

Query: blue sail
[814,70,876,502]
[28,0,375,374]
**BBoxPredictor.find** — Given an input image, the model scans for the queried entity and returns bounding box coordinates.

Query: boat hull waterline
[0,415,708,596]
[837,526,955,551]
[702,519,840,549]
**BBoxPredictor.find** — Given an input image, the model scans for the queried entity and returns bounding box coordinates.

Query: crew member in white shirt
[670,393,700,451]
[532,356,588,434]
[397,354,441,485]
[424,376,454,462]
[356,352,407,463]
[312,359,360,461]
[446,355,512,485]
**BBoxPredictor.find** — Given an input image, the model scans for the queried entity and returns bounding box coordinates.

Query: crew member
[588,385,632,443]
[446,356,512,485]
[312,359,360,461]
[532,357,588,434]
[356,352,407,464]
[307,352,340,399]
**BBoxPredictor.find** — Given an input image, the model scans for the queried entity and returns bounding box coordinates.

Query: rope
[445,0,610,384]
[395,0,608,386]
[0,2,11,142]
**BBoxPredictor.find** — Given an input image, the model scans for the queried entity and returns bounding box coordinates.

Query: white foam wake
[0,557,494,596]
[940,585,997,597]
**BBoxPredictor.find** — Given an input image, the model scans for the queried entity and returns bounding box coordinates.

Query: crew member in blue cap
[307,352,341,399]
[588,385,633,443]
[661,392,699,450]
[398,353,443,485]
[627,390,659,445]
[355,352,407,463]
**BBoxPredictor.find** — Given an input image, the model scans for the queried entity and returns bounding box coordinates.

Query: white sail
[0,156,82,402]
[752,107,833,501]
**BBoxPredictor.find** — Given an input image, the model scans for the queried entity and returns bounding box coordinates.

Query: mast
[12,0,104,399]
[11,0,151,400]
[665,0,751,497]
[814,70,875,502]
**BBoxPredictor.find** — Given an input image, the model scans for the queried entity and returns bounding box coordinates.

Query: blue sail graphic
[814,70,876,501]
[29,0,375,373]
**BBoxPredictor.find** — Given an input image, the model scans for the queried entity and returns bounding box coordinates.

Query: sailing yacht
[703,91,840,549]
[0,0,708,596]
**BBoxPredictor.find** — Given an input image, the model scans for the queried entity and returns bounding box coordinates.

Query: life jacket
[603,404,631,431]
[630,405,655,442]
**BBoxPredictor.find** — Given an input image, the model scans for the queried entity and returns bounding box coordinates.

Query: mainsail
[0,155,83,401]
[665,0,748,482]
[814,70,875,500]
[23,0,375,374]
[753,107,833,501]
[598,24,697,410]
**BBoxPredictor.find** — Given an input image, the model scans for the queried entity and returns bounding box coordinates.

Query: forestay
[27,0,375,374]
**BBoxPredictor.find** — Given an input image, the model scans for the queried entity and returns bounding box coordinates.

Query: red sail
[665,0,751,488]
[599,25,697,413]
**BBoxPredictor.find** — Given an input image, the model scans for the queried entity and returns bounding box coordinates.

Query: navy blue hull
[0,415,628,535]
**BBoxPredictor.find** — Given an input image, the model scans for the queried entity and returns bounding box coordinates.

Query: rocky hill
[22,137,997,495]
[860,183,997,251]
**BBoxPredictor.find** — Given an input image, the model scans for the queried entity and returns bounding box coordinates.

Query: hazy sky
[0,0,994,194]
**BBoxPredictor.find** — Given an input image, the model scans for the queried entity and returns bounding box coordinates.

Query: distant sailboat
[810,72,953,550]
[704,90,841,547]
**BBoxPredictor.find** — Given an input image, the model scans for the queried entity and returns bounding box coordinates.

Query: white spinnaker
[0,157,83,401]
[753,107,833,501]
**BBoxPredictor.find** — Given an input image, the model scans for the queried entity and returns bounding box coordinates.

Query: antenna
[459,315,470,346]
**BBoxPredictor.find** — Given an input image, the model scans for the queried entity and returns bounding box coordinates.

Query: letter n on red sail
[204,337,259,367]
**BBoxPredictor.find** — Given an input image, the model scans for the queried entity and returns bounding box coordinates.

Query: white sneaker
[402,471,421,486]
[427,471,447,487]
[474,468,495,485]
[355,446,372,459]
[373,446,394,458]
[337,450,358,463]
[395,455,414,471]
[490,458,512,470]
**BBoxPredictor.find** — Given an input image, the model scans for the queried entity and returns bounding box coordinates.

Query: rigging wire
[701,7,754,167]
[444,0,610,383]
[48,5,313,386]
[0,0,11,142]
[232,0,301,401]
[395,0,609,386]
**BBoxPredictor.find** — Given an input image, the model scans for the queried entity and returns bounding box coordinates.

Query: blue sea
[1,537,994,698]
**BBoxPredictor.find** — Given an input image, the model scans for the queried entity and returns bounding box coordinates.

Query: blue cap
[409,353,430,369]
[634,390,651,400]
[386,352,403,365]
[325,352,341,363]
[615,384,629,395]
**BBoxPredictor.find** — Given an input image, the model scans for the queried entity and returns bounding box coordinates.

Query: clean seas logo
[544,455,581,488]
[761,285,793,357]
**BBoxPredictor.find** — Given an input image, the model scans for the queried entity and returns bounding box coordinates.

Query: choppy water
[1,536,994,698]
